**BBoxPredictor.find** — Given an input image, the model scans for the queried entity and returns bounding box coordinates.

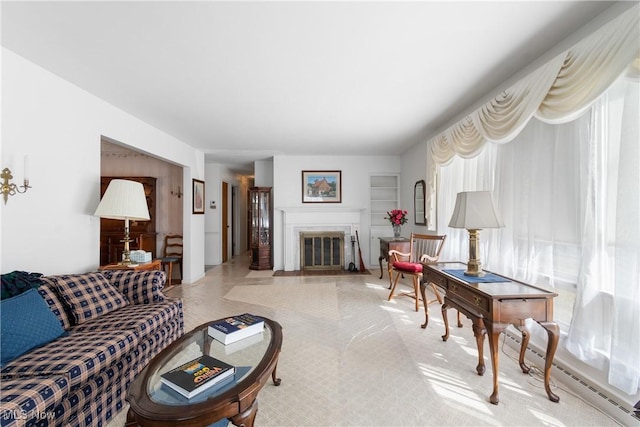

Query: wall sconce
[1,162,32,205]
[171,186,183,198]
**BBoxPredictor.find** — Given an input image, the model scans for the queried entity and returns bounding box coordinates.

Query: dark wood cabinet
[249,187,272,270]
[99,177,157,266]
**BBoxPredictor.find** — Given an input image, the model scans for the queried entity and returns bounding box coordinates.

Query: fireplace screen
[300,232,344,270]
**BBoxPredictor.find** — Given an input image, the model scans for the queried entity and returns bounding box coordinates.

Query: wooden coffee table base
[126,318,283,427]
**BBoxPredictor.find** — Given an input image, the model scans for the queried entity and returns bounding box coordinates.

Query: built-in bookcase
[370,175,399,226]
[369,174,400,265]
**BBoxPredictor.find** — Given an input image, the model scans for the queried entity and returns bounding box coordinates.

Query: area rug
[223,282,340,321]
[273,269,370,277]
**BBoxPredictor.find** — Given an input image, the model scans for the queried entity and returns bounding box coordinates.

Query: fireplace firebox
[300,232,344,270]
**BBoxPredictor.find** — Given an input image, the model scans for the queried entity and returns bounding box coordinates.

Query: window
[437,74,640,393]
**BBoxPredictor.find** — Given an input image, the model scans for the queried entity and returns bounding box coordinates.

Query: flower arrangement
[386,209,408,225]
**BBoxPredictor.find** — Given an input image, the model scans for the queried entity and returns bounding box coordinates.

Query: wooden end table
[126,317,283,426]
[99,259,162,271]
[378,237,410,286]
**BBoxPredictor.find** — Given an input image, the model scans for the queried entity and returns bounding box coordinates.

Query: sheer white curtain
[436,75,640,394]
[564,76,640,394]
[437,115,589,288]
[437,145,497,264]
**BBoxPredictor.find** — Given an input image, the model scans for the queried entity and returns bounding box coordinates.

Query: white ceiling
[1,1,617,174]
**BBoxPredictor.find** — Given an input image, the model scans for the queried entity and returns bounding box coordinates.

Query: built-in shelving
[369,175,400,265]
[370,175,399,226]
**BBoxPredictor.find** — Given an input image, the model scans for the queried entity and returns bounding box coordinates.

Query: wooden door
[222,181,229,263]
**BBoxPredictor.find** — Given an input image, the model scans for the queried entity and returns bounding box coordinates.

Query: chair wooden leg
[413,277,420,312]
[430,283,443,304]
[388,272,401,301]
[166,262,173,287]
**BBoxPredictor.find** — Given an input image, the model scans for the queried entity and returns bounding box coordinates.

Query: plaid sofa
[0,270,184,427]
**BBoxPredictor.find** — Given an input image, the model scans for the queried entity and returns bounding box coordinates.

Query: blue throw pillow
[1,288,67,366]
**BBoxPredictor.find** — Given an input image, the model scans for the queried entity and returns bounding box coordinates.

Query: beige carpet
[245,269,276,279]
[109,254,626,427]
[223,281,341,321]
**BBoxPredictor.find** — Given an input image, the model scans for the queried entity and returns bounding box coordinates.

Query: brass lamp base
[118,223,136,266]
[463,229,485,277]
[464,262,485,277]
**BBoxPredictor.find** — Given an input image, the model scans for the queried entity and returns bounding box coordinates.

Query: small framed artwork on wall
[302,170,342,203]
[192,179,205,214]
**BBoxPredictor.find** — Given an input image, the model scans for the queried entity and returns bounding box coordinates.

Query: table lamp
[448,191,504,277]
[94,179,150,265]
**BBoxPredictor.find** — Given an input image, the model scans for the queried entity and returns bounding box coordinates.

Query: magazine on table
[160,354,235,399]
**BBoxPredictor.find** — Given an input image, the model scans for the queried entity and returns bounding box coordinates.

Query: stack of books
[161,314,264,399]
[208,313,264,345]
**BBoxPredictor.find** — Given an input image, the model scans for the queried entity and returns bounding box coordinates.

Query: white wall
[204,162,250,265]
[254,158,274,187]
[1,48,205,283]
[400,139,436,236]
[272,154,401,270]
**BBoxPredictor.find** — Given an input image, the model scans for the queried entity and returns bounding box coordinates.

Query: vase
[392,224,402,238]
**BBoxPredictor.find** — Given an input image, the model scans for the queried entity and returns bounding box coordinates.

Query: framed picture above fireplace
[302,170,342,203]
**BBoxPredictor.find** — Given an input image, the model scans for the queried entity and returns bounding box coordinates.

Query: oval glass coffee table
[126,317,283,426]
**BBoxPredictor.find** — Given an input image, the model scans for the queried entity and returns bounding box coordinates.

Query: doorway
[232,186,237,256]
[222,181,229,263]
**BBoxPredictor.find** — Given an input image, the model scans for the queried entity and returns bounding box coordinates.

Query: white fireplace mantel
[278,207,364,271]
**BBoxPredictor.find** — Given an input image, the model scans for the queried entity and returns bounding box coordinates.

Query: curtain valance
[427,4,639,166]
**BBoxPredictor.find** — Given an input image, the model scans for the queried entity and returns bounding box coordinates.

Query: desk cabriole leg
[519,326,531,374]
[379,255,384,280]
[472,319,486,376]
[440,302,450,340]
[539,321,561,403]
[420,282,430,328]
[486,327,502,404]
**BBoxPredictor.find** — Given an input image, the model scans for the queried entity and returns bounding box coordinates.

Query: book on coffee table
[160,354,235,399]
[223,331,265,354]
[208,313,264,345]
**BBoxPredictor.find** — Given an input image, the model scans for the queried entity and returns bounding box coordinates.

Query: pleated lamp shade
[94,179,150,221]
[448,191,504,230]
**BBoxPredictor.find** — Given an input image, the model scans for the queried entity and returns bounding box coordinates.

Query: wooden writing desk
[378,237,410,286]
[421,262,559,405]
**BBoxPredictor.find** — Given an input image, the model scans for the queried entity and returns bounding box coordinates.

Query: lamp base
[464,229,485,277]
[464,259,485,277]
[464,269,485,277]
